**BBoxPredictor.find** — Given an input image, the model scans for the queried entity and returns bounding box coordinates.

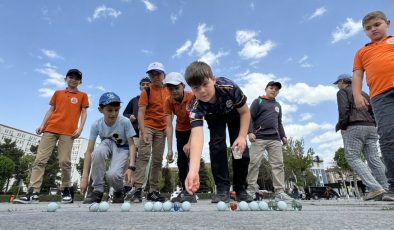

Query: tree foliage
[198,158,213,193]
[0,155,15,193]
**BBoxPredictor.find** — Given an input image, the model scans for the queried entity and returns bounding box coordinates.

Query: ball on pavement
[121,202,131,212]
[89,202,99,212]
[181,201,191,211]
[249,201,259,211]
[258,201,269,211]
[153,201,162,212]
[98,201,110,212]
[277,201,287,211]
[47,202,58,212]
[144,202,154,212]
[239,201,249,211]
[217,201,227,211]
[162,201,173,211]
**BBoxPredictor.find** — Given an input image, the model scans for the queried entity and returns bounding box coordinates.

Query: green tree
[0,138,25,190]
[16,154,35,188]
[198,158,213,193]
[0,155,15,193]
[160,164,173,193]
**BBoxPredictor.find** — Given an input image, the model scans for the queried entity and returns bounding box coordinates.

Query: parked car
[304,186,339,200]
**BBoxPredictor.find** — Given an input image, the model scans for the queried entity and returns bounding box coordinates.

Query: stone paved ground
[1,199,394,230]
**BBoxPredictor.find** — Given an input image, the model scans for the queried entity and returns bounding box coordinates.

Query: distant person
[246,81,293,201]
[334,74,388,201]
[292,185,299,199]
[184,61,253,203]
[16,69,89,204]
[130,62,169,203]
[352,11,394,201]
[163,72,196,203]
[80,92,136,203]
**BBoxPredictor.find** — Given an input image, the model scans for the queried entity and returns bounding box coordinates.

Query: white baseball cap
[146,62,165,74]
[164,72,184,85]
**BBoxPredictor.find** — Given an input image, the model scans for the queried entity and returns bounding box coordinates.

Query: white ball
[144,202,154,212]
[277,201,287,211]
[47,202,58,212]
[121,202,131,212]
[249,201,259,211]
[217,201,227,211]
[239,201,249,211]
[89,202,99,212]
[98,201,110,212]
[258,201,269,211]
[153,202,163,212]
[162,201,173,211]
[181,201,191,211]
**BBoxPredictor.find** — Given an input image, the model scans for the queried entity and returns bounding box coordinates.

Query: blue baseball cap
[99,92,121,105]
[333,74,352,84]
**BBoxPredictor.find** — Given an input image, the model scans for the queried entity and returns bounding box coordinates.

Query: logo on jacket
[70,97,78,104]
[387,38,394,44]
[226,100,233,108]
[275,106,280,113]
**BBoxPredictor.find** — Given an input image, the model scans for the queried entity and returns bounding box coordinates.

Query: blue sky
[1,0,393,167]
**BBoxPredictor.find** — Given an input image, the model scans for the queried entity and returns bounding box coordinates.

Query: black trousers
[205,110,250,193]
[176,130,191,190]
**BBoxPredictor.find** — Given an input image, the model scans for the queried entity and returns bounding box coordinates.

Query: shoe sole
[364,190,385,201]
[13,199,39,204]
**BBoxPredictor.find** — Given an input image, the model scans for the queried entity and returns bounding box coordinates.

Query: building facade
[311,156,328,186]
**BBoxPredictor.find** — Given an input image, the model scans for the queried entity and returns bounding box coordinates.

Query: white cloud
[173,40,192,58]
[198,51,229,66]
[88,5,121,22]
[236,30,275,59]
[41,49,63,59]
[35,67,65,87]
[331,18,362,44]
[190,24,212,55]
[141,49,153,54]
[285,122,333,140]
[313,134,343,166]
[38,88,55,98]
[300,113,312,121]
[311,130,341,144]
[141,0,157,12]
[0,57,4,63]
[298,55,313,68]
[170,8,183,24]
[96,86,106,91]
[282,83,337,105]
[238,71,276,104]
[308,7,326,20]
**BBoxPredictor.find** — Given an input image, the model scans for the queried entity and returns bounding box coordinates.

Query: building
[0,124,88,190]
[310,155,328,186]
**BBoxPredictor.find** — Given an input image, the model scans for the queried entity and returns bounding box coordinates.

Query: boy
[80,92,136,203]
[246,81,293,201]
[184,61,252,203]
[353,11,394,201]
[16,69,89,204]
[334,74,388,201]
[130,62,169,202]
[163,72,196,203]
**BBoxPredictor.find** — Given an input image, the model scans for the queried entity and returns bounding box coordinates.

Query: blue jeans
[371,88,394,190]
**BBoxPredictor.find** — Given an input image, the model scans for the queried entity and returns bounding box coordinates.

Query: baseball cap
[333,74,352,84]
[266,81,282,89]
[146,62,165,74]
[66,69,82,79]
[99,92,122,105]
[164,72,184,85]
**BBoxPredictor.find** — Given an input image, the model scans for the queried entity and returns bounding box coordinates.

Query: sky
[1,0,393,168]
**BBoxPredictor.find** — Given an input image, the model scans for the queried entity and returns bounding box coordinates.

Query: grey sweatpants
[91,139,129,193]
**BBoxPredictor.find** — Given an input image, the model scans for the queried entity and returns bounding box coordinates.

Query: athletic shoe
[129,188,143,203]
[112,190,125,203]
[61,187,74,204]
[89,191,103,204]
[211,191,230,203]
[171,190,197,203]
[236,190,253,202]
[275,192,294,202]
[14,188,39,204]
[364,188,385,201]
[382,190,394,201]
[147,191,166,202]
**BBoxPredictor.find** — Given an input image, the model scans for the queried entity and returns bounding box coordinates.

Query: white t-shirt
[89,116,135,147]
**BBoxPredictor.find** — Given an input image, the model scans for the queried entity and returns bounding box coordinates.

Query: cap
[99,92,121,105]
[146,62,165,74]
[333,74,352,84]
[266,81,282,89]
[66,69,82,79]
[164,72,184,85]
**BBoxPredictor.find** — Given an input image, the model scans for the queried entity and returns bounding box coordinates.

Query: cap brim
[333,80,339,85]
[146,69,164,74]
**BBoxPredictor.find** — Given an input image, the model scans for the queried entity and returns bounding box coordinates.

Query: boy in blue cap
[80,92,136,203]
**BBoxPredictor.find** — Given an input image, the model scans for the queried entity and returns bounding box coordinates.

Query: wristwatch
[128,165,136,171]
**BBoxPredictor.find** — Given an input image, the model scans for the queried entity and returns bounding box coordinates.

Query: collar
[365,35,392,46]
[260,95,276,101]
[65,87,79,93]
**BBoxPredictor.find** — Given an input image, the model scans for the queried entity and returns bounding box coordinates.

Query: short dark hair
[99,102,121,108]
[362,11,388,27]
[185,61,214,87]
[139,77,151,85]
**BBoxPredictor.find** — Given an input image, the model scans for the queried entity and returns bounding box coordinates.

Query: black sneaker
[129,188,143,203]
[14,188,39,204]
[112,190,125,203]
[61,187,74,204]
[171,191,198,203]
[236,190,253,202]
[147,191,166,202]
[211,191,230,203]
[89,191,103,204]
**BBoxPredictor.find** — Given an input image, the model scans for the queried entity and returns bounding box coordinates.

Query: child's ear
[98,107,103,113]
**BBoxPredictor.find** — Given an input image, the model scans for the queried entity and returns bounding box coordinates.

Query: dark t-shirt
[123,95,139,137]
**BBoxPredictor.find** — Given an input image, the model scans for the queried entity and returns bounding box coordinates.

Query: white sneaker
[275,192,294,201]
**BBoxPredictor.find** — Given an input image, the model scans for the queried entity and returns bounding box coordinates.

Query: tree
[15,154,35,189]
[0,138,25,191]
[160,163,173,193]
[0,156,15,193]
[198,158,213,193]
[333,147,359,197]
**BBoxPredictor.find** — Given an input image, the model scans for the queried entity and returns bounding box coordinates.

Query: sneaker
[14,188,39,204]
[364,188,385,201]
[211,191,230,203]
[112,190,125,203]
[147,191,166,202]
[382,190,394,201]
[236,190,253,202]
[61,187,74,204]
[275,192,294,202]
[89,191,103,204]
[129,188,143,203]
[171,190,198,203]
